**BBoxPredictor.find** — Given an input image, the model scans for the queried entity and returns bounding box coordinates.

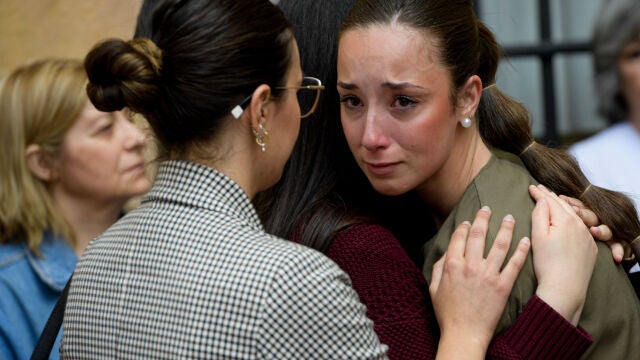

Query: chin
[370,181,410,197]
[132,179,152,196]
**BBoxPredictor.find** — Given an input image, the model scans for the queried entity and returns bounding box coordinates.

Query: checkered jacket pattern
[60,160,387,359]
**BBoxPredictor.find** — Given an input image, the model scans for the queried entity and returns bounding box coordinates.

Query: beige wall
[0,0,143,78]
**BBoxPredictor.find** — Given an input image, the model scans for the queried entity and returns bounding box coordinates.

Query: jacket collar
[142,160,263,232]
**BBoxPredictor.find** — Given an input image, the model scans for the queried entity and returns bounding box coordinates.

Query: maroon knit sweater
[314,223,593,359]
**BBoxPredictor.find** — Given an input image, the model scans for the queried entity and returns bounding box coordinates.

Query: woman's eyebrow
[381,82,424,90]
[337,81,358,90]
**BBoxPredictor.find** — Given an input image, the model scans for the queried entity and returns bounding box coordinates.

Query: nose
[118,111,146,150]
[361,109,390,151]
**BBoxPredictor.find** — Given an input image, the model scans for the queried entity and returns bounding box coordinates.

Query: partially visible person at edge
[0,58,151,360]
[58,0,541,358]
[569,0,640,279]
[254,0,618,359]
[332,0,639,358]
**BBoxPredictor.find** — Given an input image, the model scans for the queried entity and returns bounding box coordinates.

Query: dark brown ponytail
[474,14,640,256]
[342,0,640,255]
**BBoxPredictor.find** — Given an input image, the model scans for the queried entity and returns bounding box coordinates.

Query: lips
[363,161,399,176]
[125,161,146,175]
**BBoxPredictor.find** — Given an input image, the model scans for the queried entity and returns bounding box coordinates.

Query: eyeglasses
[230,76,325,119]
[276,76,324,119]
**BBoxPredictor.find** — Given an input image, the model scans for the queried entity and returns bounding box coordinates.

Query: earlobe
[25,144,56,182]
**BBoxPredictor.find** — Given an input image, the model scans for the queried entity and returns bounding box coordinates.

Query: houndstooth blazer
[60,160,387,359]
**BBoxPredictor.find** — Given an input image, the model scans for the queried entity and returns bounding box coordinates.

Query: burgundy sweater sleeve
[327,224,439,360]
[487,295,593,359]
[324,223,592,360]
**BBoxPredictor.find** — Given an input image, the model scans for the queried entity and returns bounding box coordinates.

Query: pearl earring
[460,117,472,128]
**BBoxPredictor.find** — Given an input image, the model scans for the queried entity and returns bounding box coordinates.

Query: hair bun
[84,38,163,113]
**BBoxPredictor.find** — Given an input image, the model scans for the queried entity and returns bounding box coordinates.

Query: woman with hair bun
[60,0,390,358]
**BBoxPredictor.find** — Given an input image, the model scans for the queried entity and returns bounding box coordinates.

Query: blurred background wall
[479,0,609,145]
[0,0,616,145]
[0,0,143,78]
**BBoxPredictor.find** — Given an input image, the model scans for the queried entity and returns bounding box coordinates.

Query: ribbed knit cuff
[502,295,593,359]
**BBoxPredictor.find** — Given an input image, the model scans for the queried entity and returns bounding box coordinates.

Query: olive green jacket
[423,155,640,359]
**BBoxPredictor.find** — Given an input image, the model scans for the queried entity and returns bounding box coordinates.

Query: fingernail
[481,205,490,212]
[461,220,471,225]
[520,237,530,245]
[503,214,514,222]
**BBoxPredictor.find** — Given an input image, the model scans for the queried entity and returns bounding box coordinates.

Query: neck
[416,128,492,224]
[174,130,260,200]
[53,194,124,257]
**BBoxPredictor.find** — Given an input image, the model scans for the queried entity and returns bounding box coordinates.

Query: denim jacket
[0,232,76,360]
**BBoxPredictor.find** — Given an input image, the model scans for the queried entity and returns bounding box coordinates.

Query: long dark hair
[341,0,640,252]
[254,0,365,253]
[254,0,435,260]
[84,0,293,157]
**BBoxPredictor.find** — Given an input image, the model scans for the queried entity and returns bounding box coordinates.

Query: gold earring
[252,124,269,152]
[259,123,269,137]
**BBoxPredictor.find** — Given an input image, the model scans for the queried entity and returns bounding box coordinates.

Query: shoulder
[0,242,66,359]
[570,123,635,158]
[569,123,640,184]
[458,156,536,224]
[0,243,30,291]
[1,234,75,294]
[256,231,344,276]
[329,223,398,254]
[246,230,356,305]
[256,231,387,358]
[327,223,413,269]
[90,209,342,288]
[327,222,430,305]
[424,156,535,276]
[0,242,27,268]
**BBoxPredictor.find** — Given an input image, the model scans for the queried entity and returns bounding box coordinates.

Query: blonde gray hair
[0,58,87,253]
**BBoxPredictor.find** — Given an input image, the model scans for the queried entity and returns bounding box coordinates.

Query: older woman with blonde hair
[0,58,151,360]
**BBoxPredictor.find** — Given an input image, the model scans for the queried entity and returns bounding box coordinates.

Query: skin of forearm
[535,286,584,326]
[435,332,489,360]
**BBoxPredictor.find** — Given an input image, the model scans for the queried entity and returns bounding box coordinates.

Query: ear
[25,144,57,182]
[457,75,483,119]
[247,84,273,130]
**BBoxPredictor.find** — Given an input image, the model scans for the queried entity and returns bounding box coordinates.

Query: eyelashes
[339,95,419,109]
